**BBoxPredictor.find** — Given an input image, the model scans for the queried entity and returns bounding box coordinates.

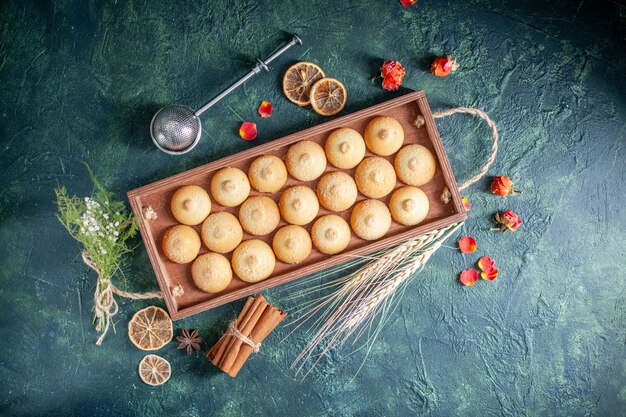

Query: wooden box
[128,91,467,320]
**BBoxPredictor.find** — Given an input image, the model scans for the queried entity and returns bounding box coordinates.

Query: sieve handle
[194,34,303,117]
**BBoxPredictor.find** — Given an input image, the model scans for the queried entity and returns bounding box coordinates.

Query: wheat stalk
[345,246,438,329]
[342,225,456,330]
[287,222,464,377]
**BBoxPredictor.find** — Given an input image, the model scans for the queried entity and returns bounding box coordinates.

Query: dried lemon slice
[310,77,347,116]
[128,306,173,351]
[138,354,171,386]
[282,62,325,106]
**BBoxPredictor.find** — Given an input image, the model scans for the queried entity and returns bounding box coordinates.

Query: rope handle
[415,107,499,191]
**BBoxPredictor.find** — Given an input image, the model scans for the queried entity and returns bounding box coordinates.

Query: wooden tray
[128,91,467,320]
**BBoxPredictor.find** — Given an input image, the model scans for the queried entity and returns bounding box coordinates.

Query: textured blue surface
[0,0,625,416]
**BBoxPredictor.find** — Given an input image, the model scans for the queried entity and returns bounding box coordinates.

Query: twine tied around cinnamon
[226,320,262,353]
[208,294,286,377]
[81,251,162,345]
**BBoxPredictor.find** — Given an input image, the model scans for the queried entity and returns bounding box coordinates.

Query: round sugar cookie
[272,225,312,264]
[316,171,358,212]
[363,116,404,156]
[394,144,436,186]
[210,167,250,207]
[191,252,232,293]
[354,156,396,198]
[311,215,351,255]
[201,212,243,254]
[248,155,288,193]
[170,185,211,226]
[350,199,392,241]
[238,196,280,236]
[324,128,366,169]
[232,240,276,283]
[389,186,430,226]
[285,140,327,181]
[162,225,201,264]
[279,185,319,225]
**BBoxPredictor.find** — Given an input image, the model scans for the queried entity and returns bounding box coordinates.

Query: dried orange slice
[128,306,173,351]
[282,62,325,106]
[310,78,347,116]
[138,354,171,386]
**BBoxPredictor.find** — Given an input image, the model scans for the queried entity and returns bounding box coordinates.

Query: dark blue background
[0,0,624,415]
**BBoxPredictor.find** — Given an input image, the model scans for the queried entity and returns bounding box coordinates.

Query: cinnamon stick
[207,294,286,377]
[211,294,266,368]
[228,304,285,375]
[219,296,266,372]
[208,296,256,365]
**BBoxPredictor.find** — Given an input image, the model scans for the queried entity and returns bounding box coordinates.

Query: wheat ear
[290,222,463,376]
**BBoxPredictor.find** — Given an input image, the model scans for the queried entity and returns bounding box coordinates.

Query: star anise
[176,328,204,355]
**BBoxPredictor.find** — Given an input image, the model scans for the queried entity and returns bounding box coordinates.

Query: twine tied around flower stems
[81,251,162,345]
[226,320,262,353]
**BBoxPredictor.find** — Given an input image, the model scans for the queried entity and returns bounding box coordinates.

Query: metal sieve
[151,34,302,155]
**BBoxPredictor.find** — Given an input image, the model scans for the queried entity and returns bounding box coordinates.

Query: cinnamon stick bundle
[208,294,286,377]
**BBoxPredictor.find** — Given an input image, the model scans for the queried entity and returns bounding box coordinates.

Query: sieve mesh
[150,105,201,153]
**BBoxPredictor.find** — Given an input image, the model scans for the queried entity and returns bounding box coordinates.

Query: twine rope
[416,106,499,191]
[81,251,162,345]
[227,320,262,353]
